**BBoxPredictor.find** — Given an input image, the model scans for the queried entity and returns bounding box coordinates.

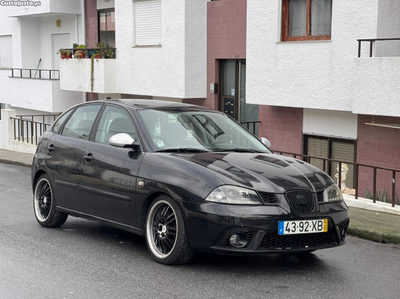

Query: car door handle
[47,144,55,154]
[84,153,94,163]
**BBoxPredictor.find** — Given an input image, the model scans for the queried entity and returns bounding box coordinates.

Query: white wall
[353,57,400,117]
[60,59,118,94]
[246,0,379,112]
[303,109,358,139]
[0,2,85,114]
[115,0,206,99]
[97,0,115,10]
[9,0,82,17]
[376,0,400,57]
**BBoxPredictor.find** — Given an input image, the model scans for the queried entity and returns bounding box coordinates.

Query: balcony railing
[241,120,261,136]
[357,38,400,57]
[10,114,60,145]
[10,68,60,80]
[59,47,117,59]
[276,151,399,207]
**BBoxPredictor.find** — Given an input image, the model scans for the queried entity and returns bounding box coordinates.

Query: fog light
[229,234,248,248]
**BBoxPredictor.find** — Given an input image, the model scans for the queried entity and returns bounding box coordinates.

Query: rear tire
[145,195,195,265]
[33,174,68,228]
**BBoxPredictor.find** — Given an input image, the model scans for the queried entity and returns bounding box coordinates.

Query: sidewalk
[0,149,33,167]
[0,149,399,244]
[348,207,400,244]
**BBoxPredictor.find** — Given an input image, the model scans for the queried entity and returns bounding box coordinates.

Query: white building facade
[246,0,400,198]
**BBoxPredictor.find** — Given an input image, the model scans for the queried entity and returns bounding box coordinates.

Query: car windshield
[137,109,270,153]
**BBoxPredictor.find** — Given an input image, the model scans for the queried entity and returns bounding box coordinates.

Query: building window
[133,0,162,46]
[0,35,13,68]
[99,9,116,47]
[304,135,356,190]
[282,0,332,41]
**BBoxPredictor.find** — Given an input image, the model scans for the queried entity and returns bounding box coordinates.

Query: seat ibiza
[32,100,349,264]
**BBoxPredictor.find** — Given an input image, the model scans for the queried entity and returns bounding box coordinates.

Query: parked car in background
[32,100,349,264]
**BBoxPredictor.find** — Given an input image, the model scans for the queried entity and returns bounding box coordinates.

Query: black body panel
[31,100,349,255]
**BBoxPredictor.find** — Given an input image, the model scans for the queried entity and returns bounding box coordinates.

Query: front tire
[145,195,195,265]
[33,174,68,227]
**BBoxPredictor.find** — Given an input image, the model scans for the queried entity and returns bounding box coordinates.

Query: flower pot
[95,54,101,59]
[66,53,72,59]
[60,52,67,59]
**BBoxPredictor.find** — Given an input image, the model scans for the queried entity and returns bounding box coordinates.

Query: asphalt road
[1,163,400,299]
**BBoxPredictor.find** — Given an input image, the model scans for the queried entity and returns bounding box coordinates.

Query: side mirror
[109,133,139,149]
[260,137,271,148]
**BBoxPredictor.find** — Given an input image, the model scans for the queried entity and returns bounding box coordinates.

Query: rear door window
[61,105,101,140]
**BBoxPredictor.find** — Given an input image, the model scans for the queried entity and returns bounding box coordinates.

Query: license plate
[278,219,328,235]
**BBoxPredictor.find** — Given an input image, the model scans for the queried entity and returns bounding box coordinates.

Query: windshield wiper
[156,148,211,153]
[214,148,259,153]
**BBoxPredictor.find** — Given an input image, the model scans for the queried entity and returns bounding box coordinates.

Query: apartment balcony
[352,38,400,117]
[0,68,83,113]
[9,0,82,17]
[59,48,118,94]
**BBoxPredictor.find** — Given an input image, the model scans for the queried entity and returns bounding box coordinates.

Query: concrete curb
[348,227,400,244]
[0,159,32,168]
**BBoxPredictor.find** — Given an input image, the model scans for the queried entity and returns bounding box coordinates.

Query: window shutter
[134,0,162,46]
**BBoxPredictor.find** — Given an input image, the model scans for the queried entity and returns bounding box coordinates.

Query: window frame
[281,0,332,42]
[98,8,116,47]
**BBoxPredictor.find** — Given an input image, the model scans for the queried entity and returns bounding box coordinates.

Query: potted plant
[58,49,72,59]
[105,44,115,59]
[74,44,86,59]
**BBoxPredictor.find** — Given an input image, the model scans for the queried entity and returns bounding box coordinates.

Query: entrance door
[220,60,259,135]
[52,33,70,70]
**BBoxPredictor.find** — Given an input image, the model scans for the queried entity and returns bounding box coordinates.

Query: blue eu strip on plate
[278,221,284,235]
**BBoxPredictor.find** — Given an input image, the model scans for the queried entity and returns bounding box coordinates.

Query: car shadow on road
[58,218,333,276]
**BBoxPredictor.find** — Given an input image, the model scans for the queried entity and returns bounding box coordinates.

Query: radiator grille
[286,190,315,213]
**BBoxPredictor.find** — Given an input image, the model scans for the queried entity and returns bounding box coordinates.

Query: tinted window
[53,109,73,134]
[61,105,101,140]
[95,106,137,144]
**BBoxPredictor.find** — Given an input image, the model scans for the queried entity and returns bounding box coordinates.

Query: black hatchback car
[32,100,349,264]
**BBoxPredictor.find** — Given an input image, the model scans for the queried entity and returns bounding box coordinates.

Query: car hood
[172,152,334,193]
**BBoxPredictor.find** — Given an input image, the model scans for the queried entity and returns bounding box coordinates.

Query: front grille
[213,228,257,249]
[285,190,315,213]
[316,191,324,202]
[258,192,278,204]
[259,230,337,250]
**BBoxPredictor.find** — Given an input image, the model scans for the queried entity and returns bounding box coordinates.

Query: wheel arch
[33,170,47,192]
[140,191,174,229]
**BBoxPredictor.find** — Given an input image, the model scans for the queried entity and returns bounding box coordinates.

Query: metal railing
[10,68,60,80]
[10,114,59,145]
[275,150,399,207]
[59,47,117,59]
[357,38,400,57]
[241,120,261,135]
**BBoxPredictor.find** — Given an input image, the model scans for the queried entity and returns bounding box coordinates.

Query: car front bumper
[181,199,349,254]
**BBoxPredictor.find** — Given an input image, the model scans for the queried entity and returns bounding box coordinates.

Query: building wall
[86,0,98,48]
[115,0,206,100]
[376,0,400,57]
[357,115,400,200]
[206,0,247,110]
[246,0,380,112]
[259,105,303,153]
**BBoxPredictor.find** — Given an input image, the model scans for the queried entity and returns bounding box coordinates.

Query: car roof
[103,99,211,111]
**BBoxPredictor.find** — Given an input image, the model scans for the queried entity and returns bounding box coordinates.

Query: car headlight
[323,184,343,203]
[205,185,262,205]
